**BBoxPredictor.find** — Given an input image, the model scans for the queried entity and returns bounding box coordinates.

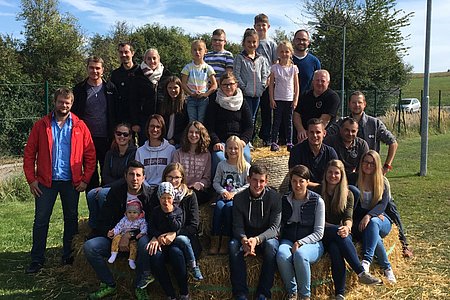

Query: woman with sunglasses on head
[320,160,381,300]
[353,150,396,284]
[86,123,137,233]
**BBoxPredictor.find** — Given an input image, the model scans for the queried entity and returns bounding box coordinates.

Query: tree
[303,0,413,111]
[17,0,85,85]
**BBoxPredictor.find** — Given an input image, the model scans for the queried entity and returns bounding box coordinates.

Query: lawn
[401,72,450,106]
[0,133,449,299]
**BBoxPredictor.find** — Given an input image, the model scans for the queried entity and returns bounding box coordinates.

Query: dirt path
[0,161,22,182]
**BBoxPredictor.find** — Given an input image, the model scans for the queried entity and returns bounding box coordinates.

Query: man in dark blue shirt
[289,118,338,188]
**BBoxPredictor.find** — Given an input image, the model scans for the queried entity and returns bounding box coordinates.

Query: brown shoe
[209,236,220,255]
[402,246,413,258]
[219,236,229,255]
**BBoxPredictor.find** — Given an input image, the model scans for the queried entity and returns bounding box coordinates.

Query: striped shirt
[181,61,216,93]
[205,50,234,80]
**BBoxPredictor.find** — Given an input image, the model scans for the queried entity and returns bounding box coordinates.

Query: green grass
[1,133,449,299]
[401,72,450,106]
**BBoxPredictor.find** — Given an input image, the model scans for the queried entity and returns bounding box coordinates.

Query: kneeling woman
[320,160,381,300]
[353,150,396,283]
[276,165,325,300]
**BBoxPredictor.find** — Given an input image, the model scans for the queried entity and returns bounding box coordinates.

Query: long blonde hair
[322,159,348,214]
[357,150,384,208]
[225,135,246,173]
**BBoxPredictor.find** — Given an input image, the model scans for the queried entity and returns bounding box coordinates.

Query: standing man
[293,70,341,143]
[324,117,369,185]
[23,87,96,273]
[347,91,412,258]
[84,160,154,300]
[229,165,281,300]
[73,56,119,191]
[289,118,338,188]
[111,42,139,124]
[292,29,321,95]
[348,91,398,174]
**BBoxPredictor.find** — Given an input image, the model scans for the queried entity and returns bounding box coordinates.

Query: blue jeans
[229,238,279,298]
[323,225,364,296]
[173,235,196,266]
[187,96,209,123]
[148,244,188,298]
[211,199,233,236]
[211,143,251,178]
[362,216,392,269]
[244,96,260,124]
[83,235,150,287]
[86,187,111,229]
[31,181,79,263]
[276,239,324,297]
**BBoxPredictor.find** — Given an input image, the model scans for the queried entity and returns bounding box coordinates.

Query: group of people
[22,11,412,300]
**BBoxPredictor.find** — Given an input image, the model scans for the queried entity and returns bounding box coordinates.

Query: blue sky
[0,0,447,73]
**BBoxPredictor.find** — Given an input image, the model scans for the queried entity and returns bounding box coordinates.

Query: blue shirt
[51,113,72,181]
[293,53,321,95]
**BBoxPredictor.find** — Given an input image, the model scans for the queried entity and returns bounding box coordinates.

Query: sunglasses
[115,131,130,137]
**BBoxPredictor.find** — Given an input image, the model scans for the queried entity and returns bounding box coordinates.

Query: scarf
[140,61,164,84]
[173,187,187,207]
[215,88,243,111]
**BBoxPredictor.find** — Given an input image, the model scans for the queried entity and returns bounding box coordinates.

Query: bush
[0,174,33,203]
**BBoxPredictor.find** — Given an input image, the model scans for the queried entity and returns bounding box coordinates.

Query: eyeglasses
[166,176,182,181]
[115,131,130,137]
[221,82,236,88]
[362,160,376,167]
[212,38,225,42]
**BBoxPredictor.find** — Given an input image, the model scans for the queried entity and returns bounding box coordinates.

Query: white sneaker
[361,260,370,273]
[384,268,397,283]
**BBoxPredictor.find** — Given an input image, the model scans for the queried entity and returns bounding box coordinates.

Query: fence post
[374,89,378,116]
[397,90,401,135]
[438,90,441,130]
[44,81,49,114]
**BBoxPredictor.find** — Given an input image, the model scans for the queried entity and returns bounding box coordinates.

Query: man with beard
[111,42,138,123]
[324,117,369,185]
[23,87,96,273]
[292,29,321,95]
[73,56,119,191]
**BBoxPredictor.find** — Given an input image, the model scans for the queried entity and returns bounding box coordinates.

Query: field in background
[401,72,450,106]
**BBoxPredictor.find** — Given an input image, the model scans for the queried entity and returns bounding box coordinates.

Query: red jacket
[23,112,96,188]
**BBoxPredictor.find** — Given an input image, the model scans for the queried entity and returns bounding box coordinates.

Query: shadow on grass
[388,172,421,179]
[0,247,88,300]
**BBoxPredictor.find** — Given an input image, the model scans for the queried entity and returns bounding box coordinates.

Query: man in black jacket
[73,56,119,191]
[84,160,153,300]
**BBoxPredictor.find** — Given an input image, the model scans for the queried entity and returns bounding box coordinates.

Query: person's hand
[245,237,258,256]
[359,215,371,232]
[337,225,351,238]
[107,230,114,239]
[29,181,42,198]
[240,237,253,257]
[270,100,277,109]
[118,233,131,251]
[192,182,204,191]
[378,214,385,221]
[292,101,298,110]
[159,232,176,245]
[136,233,144,239]
[221,191,234,200]
[297,129,307,143]
[75,181,87,192]
[132,125,140,133]
[291,241,301,254]
[146,238,161,256]
[213,143,224,152]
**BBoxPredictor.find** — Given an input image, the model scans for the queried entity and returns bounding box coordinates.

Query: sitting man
[289,118,338,188]
[229,165,282,300]
[84,160,154,300]
[324,117,369,185]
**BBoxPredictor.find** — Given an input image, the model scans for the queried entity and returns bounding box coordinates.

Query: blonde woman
[321,160,381,300]
[353,150,396,283]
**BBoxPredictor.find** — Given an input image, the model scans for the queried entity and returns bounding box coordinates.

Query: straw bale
[251,149,290,194]
[69,217,402,299]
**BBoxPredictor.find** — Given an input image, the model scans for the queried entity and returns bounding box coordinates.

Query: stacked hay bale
[69,149,404,299]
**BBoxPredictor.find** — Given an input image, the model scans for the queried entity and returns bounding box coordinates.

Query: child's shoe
[129,259,136,269]
[270,143,280,151]
[108,252,118,264]
[191,265,204,280]
[384,268,397,283]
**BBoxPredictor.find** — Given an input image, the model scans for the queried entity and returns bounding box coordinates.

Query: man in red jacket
[23,87,96,274]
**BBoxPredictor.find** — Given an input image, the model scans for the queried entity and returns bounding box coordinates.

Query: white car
[400,98,421,113]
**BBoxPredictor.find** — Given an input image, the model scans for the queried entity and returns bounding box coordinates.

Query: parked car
[399,98,421,113]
